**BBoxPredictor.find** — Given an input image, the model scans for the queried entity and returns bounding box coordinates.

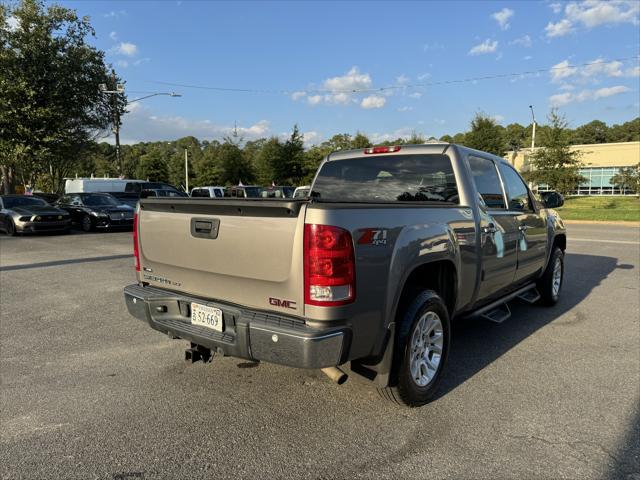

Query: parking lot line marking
[0,254,133,272]
[571,238,639,245]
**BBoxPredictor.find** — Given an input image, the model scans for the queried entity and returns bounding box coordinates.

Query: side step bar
[471,284,540,324]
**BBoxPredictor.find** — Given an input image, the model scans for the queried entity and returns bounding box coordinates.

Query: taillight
[304,224,355,306]
[133,212,140,271]
[364,145,401,154]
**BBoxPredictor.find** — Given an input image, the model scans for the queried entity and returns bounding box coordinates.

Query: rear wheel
[537,247,564,306]
[81,214,93,232]
[378,290,450,407]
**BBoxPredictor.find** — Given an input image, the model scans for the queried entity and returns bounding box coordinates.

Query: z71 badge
[358,229,388,246]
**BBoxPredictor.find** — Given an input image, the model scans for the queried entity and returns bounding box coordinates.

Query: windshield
[293,188,309,198]
[312,154,459,203]
[244,187,262,198]
[3,196,48,208]
[82,194,119,206]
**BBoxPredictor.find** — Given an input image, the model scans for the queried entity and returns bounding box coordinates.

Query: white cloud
[626,66,640,77]
[109,31,118,41]
[397,106,414,112]
[545,19,574,37]
[550,60,577,82]
[302,131,322,147]
[324,66,372,92]
[593,85,631,98]
[550,3,563,14]
[396,74,410,85]
[408,92,423,99]
[293,67,390,109]
[510,35,532,47]
[547,1,639,39]
[7,15,19,31]
[111,42,138,57]
[492,114,505,122]
[468,39,498,55]
[116,60,129,68]
[550,58,634,83]
[492,8,514,30]
[565,0,639,28]
[422,43,445,52]
[115,104,272,143]
[549,92,574,106]
[104,10,127,19]
[368,127,416,144]
[417,73,431,81]
[361,95,386,109]
[549,85,630,106]
[523,55,533,60]
[133,57,150,66]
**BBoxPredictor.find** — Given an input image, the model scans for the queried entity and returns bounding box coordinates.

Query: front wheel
[378,290,450,407]
[5,218,17,236]
[81,214,94,232]
[537,247,564,306]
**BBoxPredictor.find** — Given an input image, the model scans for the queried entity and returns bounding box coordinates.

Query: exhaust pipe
[321,367,348,385]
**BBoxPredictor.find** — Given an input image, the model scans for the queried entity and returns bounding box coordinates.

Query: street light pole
[529,105,536,150]
[99,82,181,176]
[184,148,189,193]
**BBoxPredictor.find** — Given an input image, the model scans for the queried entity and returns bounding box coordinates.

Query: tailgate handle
[190,218,220,239]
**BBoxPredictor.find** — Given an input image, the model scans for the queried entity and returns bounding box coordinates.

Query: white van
[65,178,147,194]
[190,186,226,198]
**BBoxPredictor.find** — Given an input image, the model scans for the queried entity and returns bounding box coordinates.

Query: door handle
[518,224,531,232]
[190,217,220,239]
[482,223,497,234]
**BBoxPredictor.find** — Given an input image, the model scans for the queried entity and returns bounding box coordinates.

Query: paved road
[1,224,638,479]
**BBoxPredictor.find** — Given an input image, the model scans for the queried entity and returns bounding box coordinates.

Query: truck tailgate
[137,199,306,315]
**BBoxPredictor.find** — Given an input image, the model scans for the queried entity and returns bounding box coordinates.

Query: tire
[537,247,564,306]
[81,214,94,232]
[5,218,16,236]
[378,290,450,407]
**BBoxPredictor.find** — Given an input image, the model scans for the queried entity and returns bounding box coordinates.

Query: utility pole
[184,149,189,193]
[529,105,536,151]
[112,70,122,175]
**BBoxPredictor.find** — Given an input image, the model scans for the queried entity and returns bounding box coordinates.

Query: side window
[467,156,506,209]
[71,195,82,205]
[214,189,223,198]
[499,165,533,212]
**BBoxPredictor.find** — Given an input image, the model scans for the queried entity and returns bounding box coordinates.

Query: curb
[564,220,640,227]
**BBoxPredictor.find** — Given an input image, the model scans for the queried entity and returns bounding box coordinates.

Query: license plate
[191,303,224,332]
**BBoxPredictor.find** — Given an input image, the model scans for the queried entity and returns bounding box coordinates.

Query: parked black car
[56,193,135,232]
[0,195,71,235]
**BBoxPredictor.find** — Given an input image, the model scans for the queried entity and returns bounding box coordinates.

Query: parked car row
[190,185,310,199]
[0,192,135,236]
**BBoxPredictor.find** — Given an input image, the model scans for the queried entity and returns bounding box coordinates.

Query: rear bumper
[124,284,348,369]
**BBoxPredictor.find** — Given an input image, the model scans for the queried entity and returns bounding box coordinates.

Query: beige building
[506,141,640,195]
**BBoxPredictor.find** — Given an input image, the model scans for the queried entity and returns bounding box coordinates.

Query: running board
[468,283,537,324]
[481,303,511,323]
[517,288,541,304]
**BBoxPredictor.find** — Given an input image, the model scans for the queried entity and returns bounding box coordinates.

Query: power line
[145,56,640,96]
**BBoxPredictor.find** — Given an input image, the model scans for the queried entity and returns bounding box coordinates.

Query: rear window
[191,189,210,197]
[312,154,459,203]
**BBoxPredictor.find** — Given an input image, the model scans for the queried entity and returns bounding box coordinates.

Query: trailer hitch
[185,343,213,363]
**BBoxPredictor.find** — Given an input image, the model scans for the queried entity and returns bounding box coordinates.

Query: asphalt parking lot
[1,224,639,480]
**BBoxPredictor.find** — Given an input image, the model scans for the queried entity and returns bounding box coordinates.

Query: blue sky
[61,0,640,145]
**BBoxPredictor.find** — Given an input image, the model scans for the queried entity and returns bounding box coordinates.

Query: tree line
[1,1,638,195]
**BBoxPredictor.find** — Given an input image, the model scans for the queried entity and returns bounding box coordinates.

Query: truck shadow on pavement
[438,252,632,399]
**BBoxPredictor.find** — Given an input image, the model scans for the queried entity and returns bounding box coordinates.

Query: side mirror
[542,192,564,209]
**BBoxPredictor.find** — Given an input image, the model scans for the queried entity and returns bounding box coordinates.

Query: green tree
[571,120,610,144]
[439,134,454,143]
[504,123,527,151]
[452,132,466,145]
[194,140,222,186]
[280,124,305,184]
[608,118,640,142]
[136,150,168,182]
[255,137,283,185]
[523,110,586,195]
[219,141,254,185]
[351,132,371,148]
[610,163,640,194]
[464,113,505,156]
[0,0,126,193]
